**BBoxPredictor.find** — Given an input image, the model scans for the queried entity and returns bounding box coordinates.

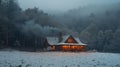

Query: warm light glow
[61,45,85,51]
[51,46,55,50]
[62,45,70,51]
[67,37,76,43]
[68,38,74,43]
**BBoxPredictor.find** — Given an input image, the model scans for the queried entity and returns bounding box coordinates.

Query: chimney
[58,32,62,42]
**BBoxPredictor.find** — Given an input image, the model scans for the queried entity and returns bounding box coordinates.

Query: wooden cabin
[44,35,87,51]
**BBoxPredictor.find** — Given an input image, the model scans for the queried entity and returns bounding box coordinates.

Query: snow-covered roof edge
[46,35,87,46]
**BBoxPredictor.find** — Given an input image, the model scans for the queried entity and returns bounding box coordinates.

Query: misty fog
[18,0,120,13]
[1,0,120,52]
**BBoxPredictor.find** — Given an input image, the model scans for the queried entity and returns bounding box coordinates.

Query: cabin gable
[65,35,77,43]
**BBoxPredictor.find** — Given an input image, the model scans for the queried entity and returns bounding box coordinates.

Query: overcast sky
[18,0,120,13]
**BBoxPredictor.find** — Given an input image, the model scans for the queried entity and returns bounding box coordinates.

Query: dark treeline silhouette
[0,0,120,52]
[54,3,120,53]
[0,0,60,51]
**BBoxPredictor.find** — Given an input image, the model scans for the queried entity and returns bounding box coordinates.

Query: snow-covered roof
[57,43,86,46]
[46,35,87,46]
[60,35,70,43]
[74,38,87,45]
[46,37,59,45]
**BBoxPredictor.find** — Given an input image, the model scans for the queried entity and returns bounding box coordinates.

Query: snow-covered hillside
[0,51,120,67]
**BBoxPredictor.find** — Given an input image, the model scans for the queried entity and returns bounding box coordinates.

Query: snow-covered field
[0,51,120,67]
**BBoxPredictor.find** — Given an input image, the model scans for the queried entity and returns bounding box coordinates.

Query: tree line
[57,3,120,53]
[0,0,59,51]
[0,0,120,52]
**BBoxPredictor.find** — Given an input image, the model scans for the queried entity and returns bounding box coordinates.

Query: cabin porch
[51,44,85,51]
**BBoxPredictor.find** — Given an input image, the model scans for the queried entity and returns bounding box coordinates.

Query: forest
[0,0,120,52]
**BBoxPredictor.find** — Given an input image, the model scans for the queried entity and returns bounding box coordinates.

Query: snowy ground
[0,51,120,67]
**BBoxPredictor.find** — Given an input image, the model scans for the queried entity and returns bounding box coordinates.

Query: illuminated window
[67,38,75,43]
[51,46,55,50]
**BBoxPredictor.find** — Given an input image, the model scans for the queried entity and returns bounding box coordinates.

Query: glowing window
[68,38,75,43]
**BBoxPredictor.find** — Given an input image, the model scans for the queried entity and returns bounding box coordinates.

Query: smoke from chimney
[58,32,63,42]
